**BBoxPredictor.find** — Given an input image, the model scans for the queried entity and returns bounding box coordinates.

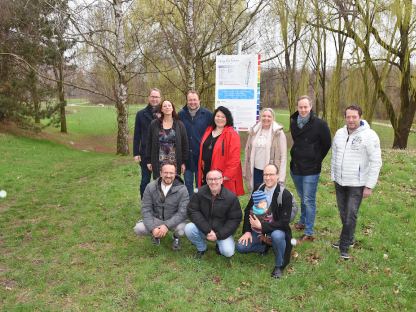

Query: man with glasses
[185,169,242,258]
[237,164,294,279]
[133,88,162,198]
[133,161,189,250]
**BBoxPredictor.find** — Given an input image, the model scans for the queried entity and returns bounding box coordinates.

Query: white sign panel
[215,55,260,131]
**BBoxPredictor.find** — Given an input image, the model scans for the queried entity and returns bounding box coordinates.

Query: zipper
[340,134,349,183]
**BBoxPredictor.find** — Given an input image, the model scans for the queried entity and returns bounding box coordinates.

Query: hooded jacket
[197,126,245,196]
[141,175,189,231]
[290,111,331,175]
[243,121,287,191]
[331,120,382,189]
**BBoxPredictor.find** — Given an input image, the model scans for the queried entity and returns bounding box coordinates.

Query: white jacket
[331,120,382,189]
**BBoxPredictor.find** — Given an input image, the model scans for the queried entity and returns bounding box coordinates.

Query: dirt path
[0,121,118,154]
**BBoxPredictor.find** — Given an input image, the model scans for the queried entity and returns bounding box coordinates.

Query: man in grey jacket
[134,161,189,250]
[331,105,382,260]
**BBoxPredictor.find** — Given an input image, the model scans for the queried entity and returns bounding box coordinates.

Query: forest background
[1,0,415,154]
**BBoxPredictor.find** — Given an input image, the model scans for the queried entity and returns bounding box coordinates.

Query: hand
[249,214,262,230]
[134,155,141,162]
[363,187,372,198]
[158,224,169,237]
[152,227,161,238]
[206,230,217,242]
[238,232,252,246]
[181,164,186,175]
[147,164,152,171]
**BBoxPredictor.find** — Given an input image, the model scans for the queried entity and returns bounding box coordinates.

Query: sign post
[215,54,260,131]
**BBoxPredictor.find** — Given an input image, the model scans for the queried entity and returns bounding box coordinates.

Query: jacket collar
[199,184,226,200]
[251,120,283,134]
[156,175,184,193]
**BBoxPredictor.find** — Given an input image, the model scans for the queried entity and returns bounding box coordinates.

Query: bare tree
[135,0,267,107]
[69,0,142,155]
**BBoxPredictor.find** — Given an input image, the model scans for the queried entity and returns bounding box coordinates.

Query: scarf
[297,113,310,129]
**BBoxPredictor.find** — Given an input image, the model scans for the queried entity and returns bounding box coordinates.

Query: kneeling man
[185,169,242,258]
[134,161,189,250]
[237,164,293,279]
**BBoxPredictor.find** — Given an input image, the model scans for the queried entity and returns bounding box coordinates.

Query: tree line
[0,0,415,154]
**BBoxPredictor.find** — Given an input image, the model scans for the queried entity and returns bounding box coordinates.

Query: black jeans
[139,161,152,199]
[335,183,364,252]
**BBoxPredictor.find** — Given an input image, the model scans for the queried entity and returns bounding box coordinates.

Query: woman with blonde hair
[243,108,287,191]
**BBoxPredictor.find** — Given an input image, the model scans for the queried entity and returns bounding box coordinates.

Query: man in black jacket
[185,169,242,258]
[237,164,293,279]
[290,95,331,242]
[133,88,161,198]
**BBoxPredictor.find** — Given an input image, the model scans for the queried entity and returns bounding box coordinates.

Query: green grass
[0,143,415,310]
[1,103,415,310]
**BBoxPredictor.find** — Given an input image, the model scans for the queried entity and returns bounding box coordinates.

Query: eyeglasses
[206,177,223,182]
[263,173,277,177]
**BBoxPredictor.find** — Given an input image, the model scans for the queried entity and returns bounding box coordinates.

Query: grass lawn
[0,102,415,311]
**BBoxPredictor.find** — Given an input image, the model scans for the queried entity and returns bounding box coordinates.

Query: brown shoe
[299,234,315,242]
[294,223,305,231]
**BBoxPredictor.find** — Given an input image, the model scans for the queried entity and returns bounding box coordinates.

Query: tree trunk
[185,0,196,91]
[54,58,67,133]
[114,0,129,155]
[115,84,129,155]
[30,71,41,125]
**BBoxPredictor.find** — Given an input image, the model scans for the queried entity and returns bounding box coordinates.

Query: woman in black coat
[145,100,188,179]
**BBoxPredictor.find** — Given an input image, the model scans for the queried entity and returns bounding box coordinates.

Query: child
[251,190,273,234]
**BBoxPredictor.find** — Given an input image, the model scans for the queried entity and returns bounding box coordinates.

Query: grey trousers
[335,183,364,252]
[133,221,186,237]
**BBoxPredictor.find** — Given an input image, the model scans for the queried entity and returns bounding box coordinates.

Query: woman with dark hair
[197,106,244,196]
[146,100,188,179]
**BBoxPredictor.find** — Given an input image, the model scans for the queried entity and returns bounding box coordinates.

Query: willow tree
[332,0,416,149]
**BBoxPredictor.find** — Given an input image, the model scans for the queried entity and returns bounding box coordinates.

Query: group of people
[132,88,382,279]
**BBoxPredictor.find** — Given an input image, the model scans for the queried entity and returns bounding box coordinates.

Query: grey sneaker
[340,251,350,260]
[151,236,160,245]
[332,241,355,249]
[271,266,283,279]
[172,237,181,251]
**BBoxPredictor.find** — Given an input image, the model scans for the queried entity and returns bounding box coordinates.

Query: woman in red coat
[198,106,245,196]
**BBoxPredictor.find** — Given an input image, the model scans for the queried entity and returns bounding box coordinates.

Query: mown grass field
[0,101,415,311]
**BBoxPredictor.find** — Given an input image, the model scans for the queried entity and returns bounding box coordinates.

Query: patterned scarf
[297,113,310,129]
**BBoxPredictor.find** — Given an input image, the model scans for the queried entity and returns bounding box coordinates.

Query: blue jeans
[335,183,363,252]
[184,169,198,196]
[237,230,286,267]
[291,172,320,236]
[184,223,235,257]
[139,161,152,199]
